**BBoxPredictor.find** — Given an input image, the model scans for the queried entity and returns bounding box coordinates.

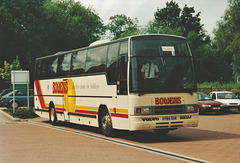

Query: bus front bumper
[129,114,199,131]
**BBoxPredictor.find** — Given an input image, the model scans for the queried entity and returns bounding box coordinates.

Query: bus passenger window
[85,46,107,74]
[117,55,128,95]
[71,50,87,75]
[34,60,42,79]
[119,41,128,55]
[41,57,58,78]
[106,43,119,83]
[58,53,71,76]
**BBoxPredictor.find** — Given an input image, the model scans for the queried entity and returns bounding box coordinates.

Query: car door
[15,90,27,106]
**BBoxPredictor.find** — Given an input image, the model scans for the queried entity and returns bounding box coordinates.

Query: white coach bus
[34,34,199,136]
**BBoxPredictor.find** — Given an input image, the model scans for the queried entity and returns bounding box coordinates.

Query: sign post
[11,71,30,113]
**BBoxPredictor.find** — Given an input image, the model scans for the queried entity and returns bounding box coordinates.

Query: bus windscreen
[130,36,196,94]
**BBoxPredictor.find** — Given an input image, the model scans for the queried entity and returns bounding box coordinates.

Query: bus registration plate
[162,116,177,121]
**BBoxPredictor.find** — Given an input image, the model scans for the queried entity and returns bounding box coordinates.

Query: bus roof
[36,34,186,60]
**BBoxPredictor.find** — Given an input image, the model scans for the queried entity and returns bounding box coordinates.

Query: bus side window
[47,57,58,77]
[117,41,128,95]
[41,57,58,78]
[34,60,42,79]
[71,50,87,75]
[58,53,72,76]
[86,46,107,74]
[106,43,119,83]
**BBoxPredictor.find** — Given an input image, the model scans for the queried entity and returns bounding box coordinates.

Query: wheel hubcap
[102,114,111,131]
[50,108,55,121]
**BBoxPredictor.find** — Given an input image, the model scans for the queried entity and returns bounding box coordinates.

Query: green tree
[43,0,105,53]
[153,0,203,37]
[0,0,105,75]
[0,0,47,69]
[148,0,213,82]
[146,20,182,36]
[107,14,139,39]
[0,56,22,84]
[154,1,181,29]
[180,5,203,37]
[213,0,240,82]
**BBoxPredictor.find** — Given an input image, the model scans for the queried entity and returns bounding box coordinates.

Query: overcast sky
[76,0,228,36]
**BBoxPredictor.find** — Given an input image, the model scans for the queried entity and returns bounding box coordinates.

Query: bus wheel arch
[49,102,58,125]
[98,105,113,136]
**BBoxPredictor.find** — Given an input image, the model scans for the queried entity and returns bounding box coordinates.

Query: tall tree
[0,0,47,69]
[213,0,240,82]
[149,1,213,82]
[42,0,105,54]
[107,14,139,39]
[180,5,203,36]
[154,1,181,29]
[0,0,105,81]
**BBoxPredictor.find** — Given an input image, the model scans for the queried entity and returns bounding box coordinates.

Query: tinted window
[131,36,190,57]
[41,56,58,78]
[58,53,72,76]
[120,41,128,54]
[117,41,128,94]
[71,50,87,75]
[85,46,107,73]
[34,60,42,78]
[106,43,119,83]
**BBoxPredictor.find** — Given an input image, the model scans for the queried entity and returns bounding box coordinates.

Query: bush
[197,82,240,95]
[6,108,38,119]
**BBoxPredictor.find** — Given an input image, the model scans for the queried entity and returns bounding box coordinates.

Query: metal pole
[13,73,15,113]
[27,83,29,110]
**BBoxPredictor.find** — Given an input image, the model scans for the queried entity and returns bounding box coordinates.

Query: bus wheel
[49,106,57,125]
[100,110,113,136]
[154,129,169,136]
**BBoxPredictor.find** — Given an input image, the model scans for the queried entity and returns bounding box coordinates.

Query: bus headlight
[135,107,152,115]
[185,105,198,113]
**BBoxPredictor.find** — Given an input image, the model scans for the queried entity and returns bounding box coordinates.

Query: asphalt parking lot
[0,109,240,163]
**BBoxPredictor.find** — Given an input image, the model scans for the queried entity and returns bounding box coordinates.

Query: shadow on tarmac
[42,119,240,144]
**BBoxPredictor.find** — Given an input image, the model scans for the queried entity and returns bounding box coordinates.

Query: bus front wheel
[100,109,113,136]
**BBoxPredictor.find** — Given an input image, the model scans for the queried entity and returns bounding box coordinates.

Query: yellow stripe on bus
[75,105,98,111]
[76,105,128,114]
[109,108,128,114]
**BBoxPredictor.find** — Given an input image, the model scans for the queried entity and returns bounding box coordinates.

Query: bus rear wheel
[49,106,57,125]
[100,109,113,136]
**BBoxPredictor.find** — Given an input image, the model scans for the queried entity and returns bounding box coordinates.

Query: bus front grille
[154,105,184,115]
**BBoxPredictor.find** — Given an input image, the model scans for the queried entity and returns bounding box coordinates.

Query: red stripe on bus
[75,109,128,119]
[34,80,48,110]
[75,109,98,115]
[56,107,66,112]
[111,113,128,118]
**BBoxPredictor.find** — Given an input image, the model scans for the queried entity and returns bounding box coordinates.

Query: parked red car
[197,92,229,114]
